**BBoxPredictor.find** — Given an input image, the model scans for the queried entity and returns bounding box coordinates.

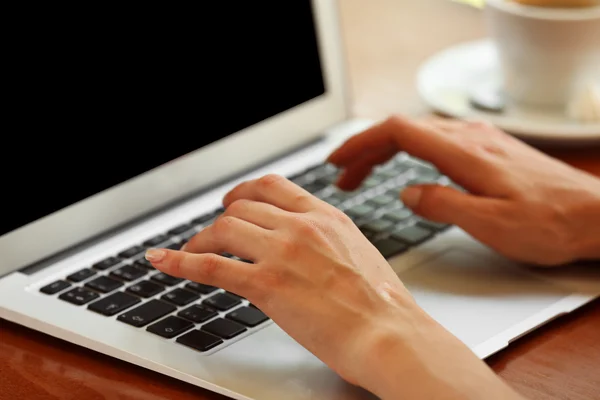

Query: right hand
[328,116,600,266]
[146,173,522,400]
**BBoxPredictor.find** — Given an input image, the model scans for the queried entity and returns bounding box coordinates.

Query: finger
[145,248,256,297]
[427,118,510,144]
[182,215,272,261]
[223,174,317,213]
[335,147,397,191]
[425,117,467,133]
[327,119,397,166]
[327,116,452,165]
[327,115,495,191]
[401,184,511,240]
[223,199,288,229]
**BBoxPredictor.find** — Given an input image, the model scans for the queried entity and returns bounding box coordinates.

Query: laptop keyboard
[38,153,455,353]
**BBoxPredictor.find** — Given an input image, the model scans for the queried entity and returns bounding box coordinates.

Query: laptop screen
[3,2,325,237]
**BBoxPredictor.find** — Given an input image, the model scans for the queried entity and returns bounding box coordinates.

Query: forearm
[360,306,524,400]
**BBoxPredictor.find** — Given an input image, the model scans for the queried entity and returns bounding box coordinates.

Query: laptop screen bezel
[0,0,349,276]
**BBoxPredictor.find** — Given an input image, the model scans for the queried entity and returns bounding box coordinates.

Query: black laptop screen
[2,2,325,236]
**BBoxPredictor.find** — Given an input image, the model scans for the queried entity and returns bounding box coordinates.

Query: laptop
[2,1,599,399]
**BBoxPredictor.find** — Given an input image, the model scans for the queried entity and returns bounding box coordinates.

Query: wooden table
[1,1,599,399]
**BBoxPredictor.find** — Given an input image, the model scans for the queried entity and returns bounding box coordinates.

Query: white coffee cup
[484,0,600,110]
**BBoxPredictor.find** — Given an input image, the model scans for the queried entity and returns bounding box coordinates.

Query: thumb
[400,184,501,229]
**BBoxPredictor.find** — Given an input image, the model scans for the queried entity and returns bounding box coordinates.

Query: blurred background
[339,0,485,119]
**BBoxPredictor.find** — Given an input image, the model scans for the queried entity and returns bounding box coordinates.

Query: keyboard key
[367,194,396,207]
[117,245,146,259]
[151,273,184,286]
[376,168,403,179]
[58,287,100,305]
[176,329,223,352]
[315,174,338,186]
[302,181,328,194]
[40,280,71,295]
[88,291,141,316]
[133,258,154,269]
[382,209,412,223]
[202,318,247,339]
[290,174,313,187]
[191,210,221,226]
[85,276,124,293]
[372,238,407,258]
[305,163,337,179]
[179,230,197,241]
[323,193,344,206]
[362,176,383,188]
[226,306,269,327]
[185,282,218,295]
[203,293,241,311]
[164,241,183,250]
[360,229,375,240]
[110,264,147,282]
[127,280,166,298]
[328,191,356,205]
[360,219,394,234]
[346,204,375,219]
[417,220,449,231]
[407,177,436,185]
[147,316,194,339]
[161,288,199,306]
[92,256,121,271]
[225,291,245,300]
[413,165,440,179]
[391,225,434,245]
[117,299,176,327]
[143,234,169,247]
[168,223,195,236]
[66,268,96,283]
[178,304,218,323]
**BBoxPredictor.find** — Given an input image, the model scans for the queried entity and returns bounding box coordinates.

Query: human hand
[328,115,600,266]
[144,174,421,391]
[145,172,523,399]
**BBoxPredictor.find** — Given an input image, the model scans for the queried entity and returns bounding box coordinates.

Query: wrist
[356,297,521,400]
[570,184,600,261]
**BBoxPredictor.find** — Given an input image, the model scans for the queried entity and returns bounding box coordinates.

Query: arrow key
[58,287,99,305]
[117,299,176,327]
[147,316,194,338]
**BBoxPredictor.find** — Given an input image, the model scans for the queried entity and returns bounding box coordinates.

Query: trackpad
[396,248,571,349]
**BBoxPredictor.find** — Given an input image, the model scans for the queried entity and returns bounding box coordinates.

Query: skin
[145,115,600,399]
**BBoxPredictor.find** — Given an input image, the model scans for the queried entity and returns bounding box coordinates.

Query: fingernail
[180,242,188,251]
[145,248,166,262]
[401,187,422,209]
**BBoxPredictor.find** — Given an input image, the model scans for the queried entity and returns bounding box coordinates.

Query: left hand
[144,174,419,391]
[328,115,600,265]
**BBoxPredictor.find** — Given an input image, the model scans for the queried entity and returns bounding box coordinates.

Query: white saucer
[416,38,600,146]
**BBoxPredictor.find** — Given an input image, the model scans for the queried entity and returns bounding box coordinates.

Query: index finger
[327,115,493,191]
[145,248,257,297]
[328,115,459,169]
